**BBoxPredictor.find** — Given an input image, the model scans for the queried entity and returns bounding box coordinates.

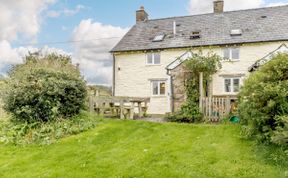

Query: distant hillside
[87,85,112,96]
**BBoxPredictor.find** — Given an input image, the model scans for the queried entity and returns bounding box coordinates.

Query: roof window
[230,29,242,36]
[152,34,165,42]
[190,31,201,39]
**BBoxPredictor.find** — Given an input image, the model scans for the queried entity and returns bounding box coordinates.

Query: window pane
[233,78,240,92]
[225,79,231,92]
[160,82,165,95]
[154,53,161,64]
[231,48,239,59]
[223,48,230,59]
[152,81,158,95]
[147,53,153,64]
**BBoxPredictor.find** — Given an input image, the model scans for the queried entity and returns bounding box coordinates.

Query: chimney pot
[213,0,224,13]
[136,6,148,22]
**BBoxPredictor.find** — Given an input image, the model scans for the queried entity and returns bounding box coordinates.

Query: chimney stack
[136,6,148,22]
[213,0,224,13]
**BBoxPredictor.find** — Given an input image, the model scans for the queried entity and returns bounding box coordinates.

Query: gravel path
[135,117,167,123]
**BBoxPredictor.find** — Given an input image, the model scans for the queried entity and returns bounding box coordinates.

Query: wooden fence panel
[201,96,231,121]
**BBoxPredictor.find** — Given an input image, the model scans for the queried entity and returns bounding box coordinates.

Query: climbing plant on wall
[168,50,222,123]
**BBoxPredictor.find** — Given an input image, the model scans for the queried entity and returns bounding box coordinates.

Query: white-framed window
[151,80,166,96]
[224,78,240,93]
[146,52,161,65]
[223,47,240,60]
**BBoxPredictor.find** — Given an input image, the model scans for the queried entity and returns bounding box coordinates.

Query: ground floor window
[151,80,166,96]
[224,78,240,93]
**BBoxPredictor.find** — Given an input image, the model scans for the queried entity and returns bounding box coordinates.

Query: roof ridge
[147,4,288,22]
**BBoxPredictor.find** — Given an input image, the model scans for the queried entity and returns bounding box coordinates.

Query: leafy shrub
[167,101,202,123]
[0,112,99,145]
[3,53,87,122]
[238,53,288,146]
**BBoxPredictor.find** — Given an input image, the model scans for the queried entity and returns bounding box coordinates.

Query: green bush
[3,53,87,122]
[238,53,288,146]
[0,112,98,145]
[167,101,202,123]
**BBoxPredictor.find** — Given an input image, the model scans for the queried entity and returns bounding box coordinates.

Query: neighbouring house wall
[114,41,288,114]
[212,41,288,96]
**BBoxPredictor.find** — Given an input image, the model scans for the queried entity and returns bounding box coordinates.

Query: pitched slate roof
[111,5,288,52]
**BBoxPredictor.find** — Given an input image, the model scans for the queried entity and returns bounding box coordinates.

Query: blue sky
[1,0,288,85]
[29,0,288,51]
[22,0,189,51]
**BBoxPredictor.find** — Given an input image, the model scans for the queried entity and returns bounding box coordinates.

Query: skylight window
[152,34,165,42]
[190,31,201,39]
[230,29,242,36]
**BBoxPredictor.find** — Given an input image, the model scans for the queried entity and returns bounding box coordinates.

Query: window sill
[151,95,167,98]
[223,92,239,95]
[222,59,240,63]
[146,64,161,66]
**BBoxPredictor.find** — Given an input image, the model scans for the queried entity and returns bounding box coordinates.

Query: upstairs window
[151,80,166,96]
[223,47,240,60]
[190,31,201,39]
[224,78,240,93]
[146,52,161,65]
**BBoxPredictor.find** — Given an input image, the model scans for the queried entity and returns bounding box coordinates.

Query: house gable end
[166,51,194,71]
[248,44,288,72]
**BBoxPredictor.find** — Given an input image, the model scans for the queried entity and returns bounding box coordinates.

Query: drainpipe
[166,70,174,113]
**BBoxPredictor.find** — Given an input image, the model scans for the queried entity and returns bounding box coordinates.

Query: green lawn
[0,119,287,178]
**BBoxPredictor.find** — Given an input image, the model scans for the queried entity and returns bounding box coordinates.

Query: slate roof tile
[111,5,288,52]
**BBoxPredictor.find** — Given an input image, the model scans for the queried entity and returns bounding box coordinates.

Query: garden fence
[201,96,234,121]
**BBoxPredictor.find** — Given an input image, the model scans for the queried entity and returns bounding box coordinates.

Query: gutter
[110,39,288,53]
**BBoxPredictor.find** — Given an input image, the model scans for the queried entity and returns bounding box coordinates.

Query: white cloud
[46,4,85,18]
[0,0,56,42]
[188,0,213,15]
[0,40,69,74]
[188,0,288,15]
[63,4,85,16]
[72,19,129,85]
[0,40,23,67]
[46,10,60,18]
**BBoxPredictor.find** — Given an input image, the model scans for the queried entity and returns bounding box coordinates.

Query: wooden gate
[200,96,233,121]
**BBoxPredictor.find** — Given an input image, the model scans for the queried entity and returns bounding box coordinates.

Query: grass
[0,118,287,178]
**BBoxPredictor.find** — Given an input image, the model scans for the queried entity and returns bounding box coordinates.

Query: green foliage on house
[167,51,222,123]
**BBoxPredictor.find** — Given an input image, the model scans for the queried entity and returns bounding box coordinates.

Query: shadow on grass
[253,142,288,168]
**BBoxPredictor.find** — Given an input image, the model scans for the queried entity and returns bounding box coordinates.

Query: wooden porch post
[199,72,204,111]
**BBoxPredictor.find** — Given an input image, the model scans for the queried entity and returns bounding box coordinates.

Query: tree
[3,53,87,122]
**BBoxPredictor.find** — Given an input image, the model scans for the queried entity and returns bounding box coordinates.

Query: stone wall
[170,64,187,112]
